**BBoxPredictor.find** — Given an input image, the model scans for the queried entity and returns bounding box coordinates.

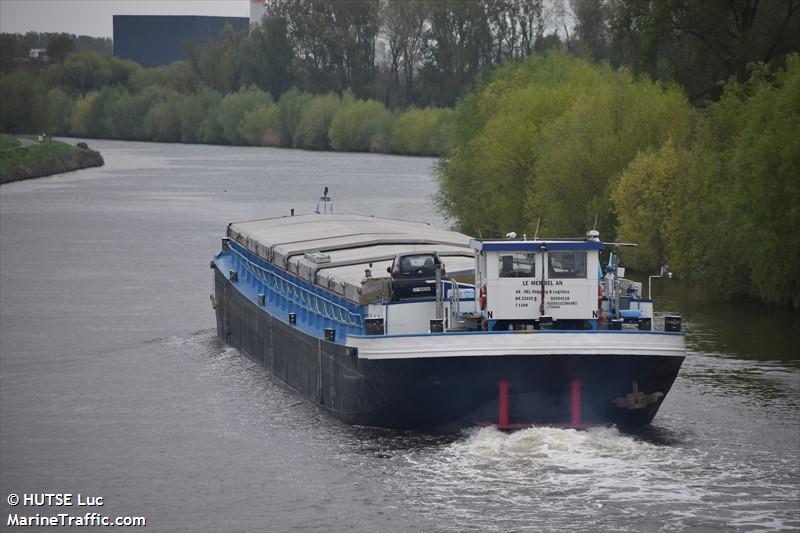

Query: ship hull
[213,268,684,432]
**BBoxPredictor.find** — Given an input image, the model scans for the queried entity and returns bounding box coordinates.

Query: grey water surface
[1,139,798,532]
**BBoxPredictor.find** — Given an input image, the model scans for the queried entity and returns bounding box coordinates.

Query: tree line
[0,32,112,70]
[437,53,800,308]
[0,0,567,154]
[0,1,798,306]
[0,47,452,156]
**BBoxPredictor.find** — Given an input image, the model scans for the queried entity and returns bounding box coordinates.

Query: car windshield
[397,254,436,277]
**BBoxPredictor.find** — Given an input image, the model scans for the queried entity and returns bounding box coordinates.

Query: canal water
[1,139,797,532]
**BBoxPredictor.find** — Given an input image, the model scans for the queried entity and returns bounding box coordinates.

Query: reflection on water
[682,354,799,408]
[652,275,800,365]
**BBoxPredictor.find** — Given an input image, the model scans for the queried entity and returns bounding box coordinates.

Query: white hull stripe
[346,332,685,360]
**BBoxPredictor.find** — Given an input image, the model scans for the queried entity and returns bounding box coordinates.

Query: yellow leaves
[68,91,98,137]
[613,140,685,271]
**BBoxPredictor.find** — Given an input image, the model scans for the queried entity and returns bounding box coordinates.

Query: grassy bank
[0,134,21,150]
[0,138,104,184]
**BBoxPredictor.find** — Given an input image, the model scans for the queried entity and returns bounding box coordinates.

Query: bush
[612,140,685,271]
[273,88,313,147]
[390,107,453,156]
[110,86,172,140]
[86,85,126,138]
[178,88,223,143]
[44,87,72,134]
[438,53,693,239]
[69,91,98,136]
[294,92,345,150]
[215,85,273,144]
[61,52,112,93]
[0,70,42,133]
[0,134,20,149]
[662,57,800,307]
[129,61,197,94]
[143,93,181,142]
[238,104,278,145]
[329,99,392,152]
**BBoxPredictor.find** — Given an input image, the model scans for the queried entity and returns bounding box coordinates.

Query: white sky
[0,0,250,37]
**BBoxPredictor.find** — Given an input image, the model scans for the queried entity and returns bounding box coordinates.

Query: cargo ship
[210,208,685,432]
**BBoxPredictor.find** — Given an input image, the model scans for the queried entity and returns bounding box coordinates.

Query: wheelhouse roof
[469,239,604,252]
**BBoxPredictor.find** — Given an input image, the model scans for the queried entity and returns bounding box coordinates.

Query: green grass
[0,134,21,150]
[0,139,104,184]
[0,140,74,173]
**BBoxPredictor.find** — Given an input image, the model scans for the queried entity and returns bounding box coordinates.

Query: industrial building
[113,15,249,68]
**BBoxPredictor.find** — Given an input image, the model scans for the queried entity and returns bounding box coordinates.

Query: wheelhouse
[471,236,603,330]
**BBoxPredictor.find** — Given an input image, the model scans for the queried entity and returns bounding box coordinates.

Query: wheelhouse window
[548,251,587,278]
[499,253,536,278]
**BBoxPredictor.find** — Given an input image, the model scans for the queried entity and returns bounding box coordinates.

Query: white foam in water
[394,426,798,532]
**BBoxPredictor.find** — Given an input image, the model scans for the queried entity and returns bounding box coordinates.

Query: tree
[608,0,800,101]
[390,106,453,155]
[238,104,277,145]
[178,87,222,143]
[44,87,72,134]
[613,141,685,271]
[188,24,246,94]
[143,95,182,142]
[294,92,347,149]
[69,91,98,136]
[437,53,693,239]
[329,98,392,151]
[571,0,610,62]
[271,0,380,97]
[418,0,494,107]
[45,33,76,63]
[242,15,294,99]
[61,52,112,93]
[273,88,313,146]
[0,70,44,133]
[215,85,274,144]
[383,0,428,106]
[1,34,18,71]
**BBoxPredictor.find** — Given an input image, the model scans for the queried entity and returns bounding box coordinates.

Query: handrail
[227,245,363,327]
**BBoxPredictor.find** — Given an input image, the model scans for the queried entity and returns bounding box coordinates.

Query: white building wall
[250,0,266,28]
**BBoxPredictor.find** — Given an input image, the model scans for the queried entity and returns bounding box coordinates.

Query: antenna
[593,214,598,231]
[316,187,332,214]
[533,218,541,240]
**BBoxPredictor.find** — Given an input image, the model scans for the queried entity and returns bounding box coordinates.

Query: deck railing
[228,244,364,328]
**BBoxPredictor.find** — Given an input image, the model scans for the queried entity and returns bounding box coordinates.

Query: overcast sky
[0,0,250,37]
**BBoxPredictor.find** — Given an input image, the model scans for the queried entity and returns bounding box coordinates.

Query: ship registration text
[512,280,576,309]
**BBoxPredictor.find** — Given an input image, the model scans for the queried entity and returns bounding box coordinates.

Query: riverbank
[0,137,104,184]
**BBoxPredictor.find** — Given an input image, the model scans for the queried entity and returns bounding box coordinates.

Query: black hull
[214,268,684,432]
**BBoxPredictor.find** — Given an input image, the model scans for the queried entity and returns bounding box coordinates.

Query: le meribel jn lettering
[520,280,565,286]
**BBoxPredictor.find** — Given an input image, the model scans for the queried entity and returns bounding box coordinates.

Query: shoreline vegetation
[438,54,800,309]
[1,1,798,307]
[0,135,104,184]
